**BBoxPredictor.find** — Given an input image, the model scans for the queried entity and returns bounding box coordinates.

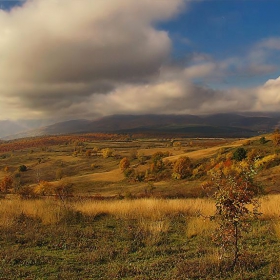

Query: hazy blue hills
[2,113,280,139]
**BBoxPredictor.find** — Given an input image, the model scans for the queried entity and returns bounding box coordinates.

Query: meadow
[0,133,280,279]
[0,196,280,279]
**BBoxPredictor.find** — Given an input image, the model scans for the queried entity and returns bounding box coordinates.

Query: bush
[119,157,130,171]
[18,165,27,172]
[232,148,247,162]
[172,156,192,179]
[259,136,267,145]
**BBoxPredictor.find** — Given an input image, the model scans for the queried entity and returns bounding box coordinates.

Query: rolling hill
[2,113,280,139]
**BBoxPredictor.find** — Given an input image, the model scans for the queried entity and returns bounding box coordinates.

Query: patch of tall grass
[0,198,64,226]
[0,194,279,227]
[259,194,280,220]
[186,217,216,238]
[74,198,215,220]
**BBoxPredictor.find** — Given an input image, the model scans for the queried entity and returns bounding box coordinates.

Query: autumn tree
[0,176,13,193]
[119,157,130,171]
[208,166,261,270]
[34,180,53,196]
[101,148,114,158]
[172,156,192,179]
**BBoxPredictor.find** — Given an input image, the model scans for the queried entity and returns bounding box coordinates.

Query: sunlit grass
[259,194,280,220]
[0,194,279,227]
[74,198,215,220]
[186,217,216,239]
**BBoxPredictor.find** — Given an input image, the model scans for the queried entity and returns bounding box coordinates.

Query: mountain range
[1,113,280,140]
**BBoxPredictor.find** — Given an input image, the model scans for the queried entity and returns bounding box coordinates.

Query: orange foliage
[0,176,13,193]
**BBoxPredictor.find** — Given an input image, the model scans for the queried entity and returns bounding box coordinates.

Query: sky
[1,0,280,121]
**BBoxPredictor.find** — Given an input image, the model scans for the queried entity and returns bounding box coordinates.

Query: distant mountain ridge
[2,113,280,139]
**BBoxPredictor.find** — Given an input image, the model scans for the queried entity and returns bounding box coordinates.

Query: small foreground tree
[208,166,262,271]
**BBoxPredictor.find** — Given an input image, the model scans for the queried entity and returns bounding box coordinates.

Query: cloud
[257,37,280,50]
[85,66,258,116]
[254,76,280,111]
[0,0,185,119]
[1,0,280,121]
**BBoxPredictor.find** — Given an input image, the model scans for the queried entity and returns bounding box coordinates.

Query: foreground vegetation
[1,132,280,278]
[0,196,280,279]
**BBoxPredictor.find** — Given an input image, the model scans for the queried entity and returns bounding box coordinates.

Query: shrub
[101,148,114,158]
[18,165,27,172]
[119,157,130,171]
[172,156,192,179]
[0,176,13,193]
[259,136,267,145]
[232,148,247,162]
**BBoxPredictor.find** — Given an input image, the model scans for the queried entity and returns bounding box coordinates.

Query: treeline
[0,133,130,153]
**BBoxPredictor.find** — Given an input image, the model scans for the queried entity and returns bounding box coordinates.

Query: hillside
[0,132,279,197]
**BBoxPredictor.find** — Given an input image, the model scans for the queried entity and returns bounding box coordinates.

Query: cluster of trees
[118,151,193,182]
[0,173,73,199]
[117,134,280,184]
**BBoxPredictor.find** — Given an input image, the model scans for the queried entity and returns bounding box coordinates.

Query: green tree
[232,148,247,162]
[259,136,266,145]
[18,165,27,172]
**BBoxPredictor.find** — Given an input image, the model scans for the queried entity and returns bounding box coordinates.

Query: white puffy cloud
[0,0,185,119]
[254,76,280,111]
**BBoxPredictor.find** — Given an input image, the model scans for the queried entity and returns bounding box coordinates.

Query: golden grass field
[0,195,279,226]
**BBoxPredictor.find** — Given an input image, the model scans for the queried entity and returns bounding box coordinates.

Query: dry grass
[259,195,280,220]
[165,145,237,162]
[0,199,63,226]
[138,218,170,245]
[186,217,216,238]
[71,168,124,183]
[74,198,215,220]
[0,194,278,228]
[0,198,215,227]
[272,221,280,239]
